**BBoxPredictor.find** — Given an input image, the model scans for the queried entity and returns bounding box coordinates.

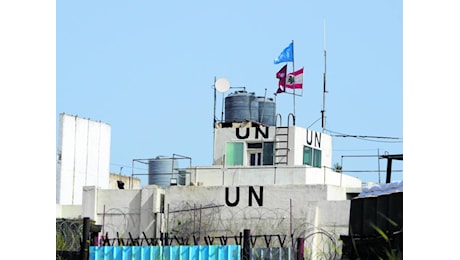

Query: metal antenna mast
[321,20,328,133]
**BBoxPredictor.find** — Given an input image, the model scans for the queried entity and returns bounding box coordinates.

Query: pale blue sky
[57,0,403,184]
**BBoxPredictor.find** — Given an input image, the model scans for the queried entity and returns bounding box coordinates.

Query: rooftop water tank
[148,156,178,187]
[225,91,258,123]
[257,97,276,126]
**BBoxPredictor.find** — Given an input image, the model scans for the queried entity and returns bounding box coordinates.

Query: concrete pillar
[140,186,155,237]
[82,186,98,220]
[140,185,164,240]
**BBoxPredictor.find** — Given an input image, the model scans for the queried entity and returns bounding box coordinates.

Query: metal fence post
[80,217,90,260]
[296,237,304,260]
[243,229,251,260]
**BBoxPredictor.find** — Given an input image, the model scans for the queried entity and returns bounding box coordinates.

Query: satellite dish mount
[213,77,231,130]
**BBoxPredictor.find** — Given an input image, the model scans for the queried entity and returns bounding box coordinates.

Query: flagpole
[291,40,296,116]
[274,93,277,125]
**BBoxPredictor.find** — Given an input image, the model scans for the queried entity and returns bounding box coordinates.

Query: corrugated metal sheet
[251,247,293,260]
[89,245,241,260]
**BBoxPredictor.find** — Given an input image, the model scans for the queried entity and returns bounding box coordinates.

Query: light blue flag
[274,42,294,64]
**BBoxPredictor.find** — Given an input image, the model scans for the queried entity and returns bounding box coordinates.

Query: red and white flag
[285,67,303,89]
[276,64,287,93]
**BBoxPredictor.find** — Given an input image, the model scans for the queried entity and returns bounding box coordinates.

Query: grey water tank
[225,91,259,123]
[148,156,178,187]
[257,97,276,126]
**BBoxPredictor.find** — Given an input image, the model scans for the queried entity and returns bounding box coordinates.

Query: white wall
[189,165,362,190]
[213,125,276,166]
[79,184,351,249]
[82,185,165,239]
[56,113,111,205]
[56,204,82,219]
[109,173,141,190]
[212,126,333,168]
[291,126,332,167]
[164,184,350,248]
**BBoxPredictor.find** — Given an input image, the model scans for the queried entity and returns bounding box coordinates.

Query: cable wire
[325,129,403,143]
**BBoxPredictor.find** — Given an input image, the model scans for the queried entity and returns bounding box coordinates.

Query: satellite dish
[215,78,231,93]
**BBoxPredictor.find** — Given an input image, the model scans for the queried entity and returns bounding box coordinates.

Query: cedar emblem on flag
[286,67,304,89]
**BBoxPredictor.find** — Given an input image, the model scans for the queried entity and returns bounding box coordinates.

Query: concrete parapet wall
[77,183,351,248]
[82,185,164,239]
[165,184,351,240]
[189,165,362,189]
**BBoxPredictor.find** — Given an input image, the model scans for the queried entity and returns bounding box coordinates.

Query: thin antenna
[321,20,328,133]
[213,76,217,128]
[260,88,267,124]
[213,77,217,163]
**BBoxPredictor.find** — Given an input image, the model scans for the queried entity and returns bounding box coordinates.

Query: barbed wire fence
[165,200,342,259]
[56,218,84,260]
[56,202,343,260]
[56,218,83,252]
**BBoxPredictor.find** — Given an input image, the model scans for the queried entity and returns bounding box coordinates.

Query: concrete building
[58,89,367,257]
[56,113,111,205]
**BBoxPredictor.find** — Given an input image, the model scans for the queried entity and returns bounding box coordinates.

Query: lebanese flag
[285,67,303,89]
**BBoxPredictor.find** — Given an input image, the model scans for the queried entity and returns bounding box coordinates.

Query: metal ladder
[274,113,295,165]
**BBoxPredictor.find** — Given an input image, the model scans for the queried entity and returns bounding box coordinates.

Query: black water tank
[225,91,258,123]
[257,97,276,126]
